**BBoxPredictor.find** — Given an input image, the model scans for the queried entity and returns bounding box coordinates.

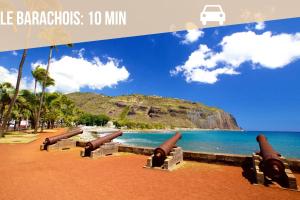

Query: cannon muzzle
[256,134,285,180]
[152,132,182,167]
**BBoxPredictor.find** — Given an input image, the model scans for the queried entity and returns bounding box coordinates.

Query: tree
[19,89,39,130]
[78,113,110,126]
[11,95,31,131]
[31,66,46,96]
[35,44,72,134]
[31,66,55,131]
[0,82,14,122]
[0,49,27,137]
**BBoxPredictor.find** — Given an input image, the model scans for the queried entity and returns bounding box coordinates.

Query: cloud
[12,51,18,56]
[171,31,300,84]
[31,55,130,93]
[0,52,129,94]
[0,66,33,90]
[255,22,265,30]
[172,29,204,44]
[72,48,85,58]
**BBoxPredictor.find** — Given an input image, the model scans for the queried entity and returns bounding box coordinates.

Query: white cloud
[0,66,34,90]
[72,48,85,58]
[1,53,129,94]
[182,29,204,44]
[172,31,181,38]
[255,22,265,30]
[172,29,204,44]
[31,55,130,93]
[171,31,300,84]
[12,51,18,56]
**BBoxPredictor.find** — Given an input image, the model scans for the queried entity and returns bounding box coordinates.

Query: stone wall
[118,145,300,172]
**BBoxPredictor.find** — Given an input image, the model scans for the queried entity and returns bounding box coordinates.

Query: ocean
[114,130,300,159]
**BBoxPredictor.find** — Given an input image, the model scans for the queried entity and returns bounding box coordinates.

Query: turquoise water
[115,131,300,159]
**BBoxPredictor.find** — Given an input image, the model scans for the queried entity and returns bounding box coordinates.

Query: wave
[114,138,157,145]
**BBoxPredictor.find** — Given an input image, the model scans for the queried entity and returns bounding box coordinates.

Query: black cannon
[256,134,285,180]
[82,130,123,156]
[152,132,182,167]
[41,128,83,150]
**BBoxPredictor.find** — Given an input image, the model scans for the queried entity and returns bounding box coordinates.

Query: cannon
[81,130,123,157]
[256,134,285,180]
[145,132,183,170]
[41,128,83,150]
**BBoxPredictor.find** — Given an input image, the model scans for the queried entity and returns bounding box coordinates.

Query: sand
[0,128,299,200]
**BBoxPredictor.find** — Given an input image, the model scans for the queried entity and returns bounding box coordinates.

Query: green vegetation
[0,49,27,137]
[0,45,77,137]
[78,113,110,126]
[0,66,80,136]
[119,106,130,120]
[0,84,81,134]
[35,44,73,134]
[114,120,165,129]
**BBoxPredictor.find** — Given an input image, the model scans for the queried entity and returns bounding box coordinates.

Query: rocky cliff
[67,92,240,130]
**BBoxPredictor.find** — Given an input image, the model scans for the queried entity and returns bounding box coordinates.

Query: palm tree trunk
[0,104,5,123]
[34,46,53,134]
[0,49,27,137]
[18,117,22,131]
[33,79,37,96]
[13,120,17,131]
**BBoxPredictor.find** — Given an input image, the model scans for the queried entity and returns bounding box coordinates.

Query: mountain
[67,92,240,130]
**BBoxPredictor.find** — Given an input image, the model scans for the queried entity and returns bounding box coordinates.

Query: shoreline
[80,125,243,134]
[122,128,243,133]
[80,126,243,133]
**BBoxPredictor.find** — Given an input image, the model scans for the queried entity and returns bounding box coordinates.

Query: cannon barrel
[44,128,83,146]
[153,132,182,166]
[85,130,123,152]
[256,134,285,179]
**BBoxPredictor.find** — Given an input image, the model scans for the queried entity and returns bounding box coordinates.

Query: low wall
[118,145,300,172]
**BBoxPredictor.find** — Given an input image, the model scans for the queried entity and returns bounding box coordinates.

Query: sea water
[114,131,300,159]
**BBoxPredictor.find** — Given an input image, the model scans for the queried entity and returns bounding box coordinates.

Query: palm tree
[31,66,46,96]
[0,82,14,122]
[19,89,38,129]
[0,49,27,137]
[39,76,55,132]
[31,66,55,131]
[34,44,72,134]
[11,95,30,131]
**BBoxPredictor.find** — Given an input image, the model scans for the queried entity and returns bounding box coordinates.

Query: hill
[67,92,240,130]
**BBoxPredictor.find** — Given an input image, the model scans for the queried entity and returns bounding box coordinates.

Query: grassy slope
[67,92,237,129]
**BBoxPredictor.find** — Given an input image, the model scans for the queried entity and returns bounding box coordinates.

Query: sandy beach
[0,128,299,200]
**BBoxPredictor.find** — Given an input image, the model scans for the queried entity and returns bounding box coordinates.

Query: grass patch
[0,132,38,144]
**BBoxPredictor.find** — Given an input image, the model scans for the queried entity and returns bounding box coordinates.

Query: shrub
[113,120,165,129]
[78,113,110,126]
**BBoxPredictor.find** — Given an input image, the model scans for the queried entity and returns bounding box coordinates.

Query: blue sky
[1,17,300,131]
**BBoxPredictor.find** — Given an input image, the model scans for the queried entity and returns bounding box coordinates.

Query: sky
[1,18,300,131]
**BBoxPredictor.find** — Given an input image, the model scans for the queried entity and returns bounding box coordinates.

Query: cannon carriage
[145,132,183,171]
[253,134,298,189]
[40,128,83,151]
[80,130,123,158]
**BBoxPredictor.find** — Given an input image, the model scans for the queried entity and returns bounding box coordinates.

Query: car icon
[200,5,225,25]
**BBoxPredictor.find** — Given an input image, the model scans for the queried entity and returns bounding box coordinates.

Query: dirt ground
[0,128,299,200]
